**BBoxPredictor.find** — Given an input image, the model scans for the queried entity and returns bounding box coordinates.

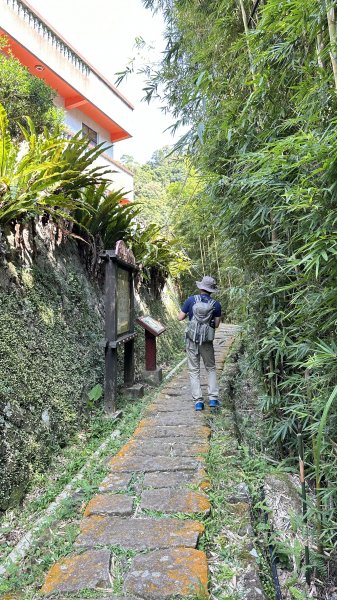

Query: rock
[264,473,302,532]
[75,516,204,550]
[124,547,208,599]
[142,368,163,386]
[40,549,111,595]
[83,493,133,516]
[125,383,145,398]
[57,597,138,600]
[227,482,250,504]
[238,563,267,599]
[140,488,210,515]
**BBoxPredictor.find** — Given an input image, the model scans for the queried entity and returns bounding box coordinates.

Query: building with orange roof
[0,0,134,200]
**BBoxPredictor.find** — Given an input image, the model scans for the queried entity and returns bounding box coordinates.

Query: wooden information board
[136,316,166,337]
[99,241,137,414]
[136,315,166,372]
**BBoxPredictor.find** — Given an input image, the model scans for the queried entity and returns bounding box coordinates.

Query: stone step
[41,549,111,596]
[75,516,204,550]
[99,472,132,493]
[108,454,203,473]
[140,413,204,426]
[39,328,236,598]
[132,424,211,440]
[124,547,208,599]
[140,488,211,515]
[143,468,208,490]
[121,439,209,457]
[83,493,134,517]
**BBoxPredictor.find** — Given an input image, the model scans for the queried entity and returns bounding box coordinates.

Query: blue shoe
[209,399,220,408]
[195,401,204,411]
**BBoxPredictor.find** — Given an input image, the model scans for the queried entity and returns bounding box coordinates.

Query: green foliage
[142,0,337,562]
[0,257,103,510]
[87,383,103,409]
[0,102,111,226]
[76,183,139,247]
[0,36,61,138]
[0,391,153,596]
[76,181,189,285]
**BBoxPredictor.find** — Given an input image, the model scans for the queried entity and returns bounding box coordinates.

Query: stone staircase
[41,324,238,599]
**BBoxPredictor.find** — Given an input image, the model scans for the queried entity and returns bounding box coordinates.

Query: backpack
[186,295,216,344]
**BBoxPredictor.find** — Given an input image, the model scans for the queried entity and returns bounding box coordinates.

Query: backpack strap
[198,295,216,309]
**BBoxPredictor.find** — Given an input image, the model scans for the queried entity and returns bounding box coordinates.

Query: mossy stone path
[41,325,237,599]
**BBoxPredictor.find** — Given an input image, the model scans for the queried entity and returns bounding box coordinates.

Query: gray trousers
[186,340,219,402]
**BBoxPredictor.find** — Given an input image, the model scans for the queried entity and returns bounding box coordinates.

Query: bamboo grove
[142,0,337,560]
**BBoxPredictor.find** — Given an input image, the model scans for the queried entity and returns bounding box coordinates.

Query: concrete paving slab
[83,494,134,517]
[124,548,208,599]
[41,549,111,595]
[140,488,211,515]
[75,516,204,550]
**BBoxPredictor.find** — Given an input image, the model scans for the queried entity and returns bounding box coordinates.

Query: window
[82,123,98,145]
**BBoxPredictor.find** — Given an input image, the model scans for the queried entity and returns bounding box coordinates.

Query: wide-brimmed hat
[196,275,219,293]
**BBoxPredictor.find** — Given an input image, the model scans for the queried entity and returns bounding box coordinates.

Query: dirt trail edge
[40,324,238,599]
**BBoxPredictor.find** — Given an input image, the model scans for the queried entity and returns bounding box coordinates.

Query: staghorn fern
[0,103,111,226]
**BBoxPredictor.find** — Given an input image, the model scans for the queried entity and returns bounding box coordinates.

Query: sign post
[100,241,137,415]
[136,316,166,385]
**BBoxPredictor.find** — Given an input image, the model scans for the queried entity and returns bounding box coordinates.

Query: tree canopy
[0,37,61,138]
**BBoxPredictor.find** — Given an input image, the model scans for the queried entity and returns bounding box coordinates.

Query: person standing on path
[178,275,222,411]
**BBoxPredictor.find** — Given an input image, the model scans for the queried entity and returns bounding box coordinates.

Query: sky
[28,0,181,163]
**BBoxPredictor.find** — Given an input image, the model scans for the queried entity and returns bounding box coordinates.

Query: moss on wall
[0,237,184,510]
[0,243,104,510]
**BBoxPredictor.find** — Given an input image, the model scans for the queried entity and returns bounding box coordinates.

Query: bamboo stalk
[297,433,311,585]
[199,235,205,275]
[213,226,223,287]
[326,2,337,88]
[238,0,255,76]
[202,238,207,274]
[316,31,325,69]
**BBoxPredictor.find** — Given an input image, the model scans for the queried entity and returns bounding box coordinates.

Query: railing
[4,0,90,74]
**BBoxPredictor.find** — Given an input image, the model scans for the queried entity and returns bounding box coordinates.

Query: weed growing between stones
[201,358,277,600]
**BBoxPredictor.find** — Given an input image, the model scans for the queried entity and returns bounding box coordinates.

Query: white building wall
[0,1,134,200]
[0,0,134,139]
[63,105,114,159]
[62,103,133,200]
